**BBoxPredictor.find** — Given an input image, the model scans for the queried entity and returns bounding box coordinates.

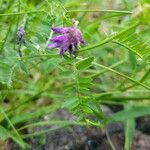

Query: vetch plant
[0,0,150,150]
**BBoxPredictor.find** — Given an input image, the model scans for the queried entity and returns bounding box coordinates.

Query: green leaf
[19,61,29,74]
[0,107,27,148]
[0,60,16,86]
[85,119,104,128]
[84,21,99,40]
[81,104,93,114]
[125,118,135,150]
[111,106,150,121]
[0,125,9,140]
[79,87,90,94]
[10,104,59,125]
[124,105,136,150]
[24,41,38,51]
[62,97,79,109]
[113,26,150,60]
[76,57,94,71]
[142,0,150,3]
[128,51,137,70]
[0,125,27,149]
[79,82,92,88]
[63,55,72,63]
[85,103,104,120]
[66,1,81,7]
[141,1,150,24]
[79,77,92,83]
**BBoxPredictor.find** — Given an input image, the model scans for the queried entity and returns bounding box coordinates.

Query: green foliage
[0,61,15,86]
[125,118,135,150]
[124,105,136,150]
[0,0,150,149]
[10,104,60,125]
[64,57,103,119]
[111,106,150,121]
[113,25,150,60]
[0,125,26,148]
[76,57,94,71]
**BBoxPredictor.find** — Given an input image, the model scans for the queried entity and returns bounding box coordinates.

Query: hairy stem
[67,9,132,14]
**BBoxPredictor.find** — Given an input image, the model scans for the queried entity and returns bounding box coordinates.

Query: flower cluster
[16,24,25,45]
[16,24,26,57]
[48,23,86,56]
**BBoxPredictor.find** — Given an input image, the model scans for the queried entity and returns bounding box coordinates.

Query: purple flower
[16,24,25,45]
[16,24,26,57]
[48,25,86,56]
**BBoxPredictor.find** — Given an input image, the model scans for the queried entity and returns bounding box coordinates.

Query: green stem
[93,61,150,90]
[105,128,117,150]
[58,1,68,13]
[95,95,150,101]
[113,40,142,58]
[21,54,59,60]
[94,90,150,99]
[122,68,150,91]
[67,9,132,14]
[90,57,127,78]
[0,108,24,145]
[0,10,44,16]
[18,120,86,131]
[72,58,81,103]
[22,126,66,138]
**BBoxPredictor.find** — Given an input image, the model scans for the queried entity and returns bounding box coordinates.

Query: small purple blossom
[48,23,86,56]
[16,24,25,45]
[16,24,26,57]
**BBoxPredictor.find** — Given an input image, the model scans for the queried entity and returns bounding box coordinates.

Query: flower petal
[48,42,60,49]
[52,27,70,34]
[60,46,69,56]
[51,35,67,42]
[80,39,86,45]
[74,43,78,50]
[78,33,86,45]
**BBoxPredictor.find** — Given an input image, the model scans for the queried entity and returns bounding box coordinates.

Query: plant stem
[105,128,117,150]
[95,95,150,101]
[67,9,132,14]
[0,10,44,16]
[122,68,150,91]
[18,120,86,131]
[72,58,81,103]
[93,61,150,90]
[113,40,142,58]
[22,126,67,138]
[0,107,25,147]
[90,57,127,78]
